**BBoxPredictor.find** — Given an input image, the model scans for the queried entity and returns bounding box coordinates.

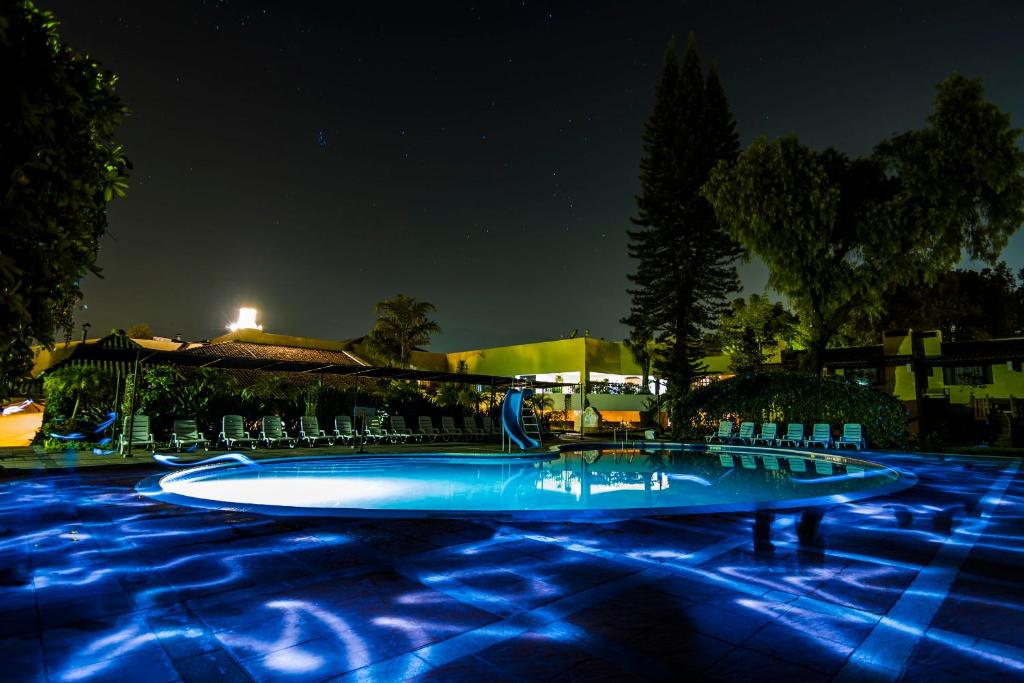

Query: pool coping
[136,442,918,521]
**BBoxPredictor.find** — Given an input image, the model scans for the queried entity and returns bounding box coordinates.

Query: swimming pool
[139,443,914,520]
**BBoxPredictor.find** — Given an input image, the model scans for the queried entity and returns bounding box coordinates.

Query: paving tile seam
[333,567,672,682]
[835,458,1022,683]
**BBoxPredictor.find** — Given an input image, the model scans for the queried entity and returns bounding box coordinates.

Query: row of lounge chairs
[705,421,867,450]
[118,413,507,453]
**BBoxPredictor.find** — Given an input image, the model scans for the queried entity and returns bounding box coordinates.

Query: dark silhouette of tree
[368,294,441,367]
[0,1,130,400]
[705,74,1024,372]
[624,34,741,429]
[841,262,1024,344]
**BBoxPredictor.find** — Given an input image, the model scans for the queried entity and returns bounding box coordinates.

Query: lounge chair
[481,416,501,438]
[739,454,757,469]
[705,420,733,444]
[260,416,296,448]
[119,414,155,455]
[733,421,755,444]
[762,455,780,471]
[751,423,778,447]
[169,418,209,452]
[804,423,833,449]
[416,416,440,442]
[390,416,417,442]
[220,415,258,449]
[299,416,334,447]
[836,423,866,450]
[718,453,734,467]
[333,415,356,444]
[463,416,485,441]
[777,423,805,447]
[814,460,834,475]
[440,416,464,441]
[366,417,394,444]
[787,457,807,473]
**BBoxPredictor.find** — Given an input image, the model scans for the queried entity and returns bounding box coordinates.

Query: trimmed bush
[677,371,908,448]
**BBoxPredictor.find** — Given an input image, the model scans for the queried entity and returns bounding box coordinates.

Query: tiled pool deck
[0,447,1021,682]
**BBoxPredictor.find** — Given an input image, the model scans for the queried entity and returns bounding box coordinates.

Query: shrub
[677,371,908,448]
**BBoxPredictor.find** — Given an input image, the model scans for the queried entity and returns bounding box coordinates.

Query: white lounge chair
[440,416,464,441]
[777,423,805,447]
[333,415,355,444]
[366,417,393,444]
[119,414,155,455]
[751,423,778,447]
[463,416,485,441]
[804,423,833,449]
[481,416,501,438]
[299,416,334,447]
[390,416,417,442]
[260,416,296,448]
[836,423,866,450]
[416,416,440,442]
[705,420,733,443]
[169,418,209,452]
[220,415,258,449]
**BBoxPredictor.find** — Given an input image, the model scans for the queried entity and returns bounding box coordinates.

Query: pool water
[142,444,912,520]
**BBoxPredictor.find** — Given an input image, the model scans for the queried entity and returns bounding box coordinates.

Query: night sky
[45,0,1024,350]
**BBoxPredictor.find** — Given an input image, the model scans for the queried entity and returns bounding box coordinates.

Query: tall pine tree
[624,34,741,430]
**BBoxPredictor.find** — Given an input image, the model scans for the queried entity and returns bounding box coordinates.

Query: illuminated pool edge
[137,443,918,521]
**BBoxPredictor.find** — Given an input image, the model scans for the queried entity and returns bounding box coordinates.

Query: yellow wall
[945,362,1024,405]
[443,338,588,377]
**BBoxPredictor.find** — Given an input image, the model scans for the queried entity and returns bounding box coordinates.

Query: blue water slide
[501,388,539,451]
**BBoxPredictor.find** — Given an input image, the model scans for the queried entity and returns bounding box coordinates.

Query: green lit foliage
[624,34,742,425]
[42,364,112,422]
[136,366,238,433]
[718,294,800,372]
[432,360,478,412]
[240,373,300,417]
[378,379,425,415]
[677,371,908,449]
[840,262,1024,345]
[126,323,153,339]
[367,294,441,367]
[0,2,130,400]
[704,74,1024,372]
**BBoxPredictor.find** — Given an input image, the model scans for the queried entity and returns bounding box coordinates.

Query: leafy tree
[42,364,111,422]
[432,360,476,412]
[126,323,153,339]
[623,34,742,430]
[719,294,800,371]
[368,294,441,367]
[240,373,301,417]
[0,2,130,400]
[705,74,1024,371]
[839,262,1024,344]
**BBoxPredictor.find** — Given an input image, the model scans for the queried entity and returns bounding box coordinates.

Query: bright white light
[227,307,262,332]
[2,399,33,415]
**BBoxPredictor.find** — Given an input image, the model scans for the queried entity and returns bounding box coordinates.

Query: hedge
[677,371,909,448]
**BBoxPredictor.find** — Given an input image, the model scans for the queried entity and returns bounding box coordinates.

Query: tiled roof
[181,341,365,367]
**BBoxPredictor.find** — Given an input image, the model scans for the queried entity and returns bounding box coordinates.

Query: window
[942,366,993,386]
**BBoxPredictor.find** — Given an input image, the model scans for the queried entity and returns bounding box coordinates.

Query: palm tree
[368,294,441,367]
